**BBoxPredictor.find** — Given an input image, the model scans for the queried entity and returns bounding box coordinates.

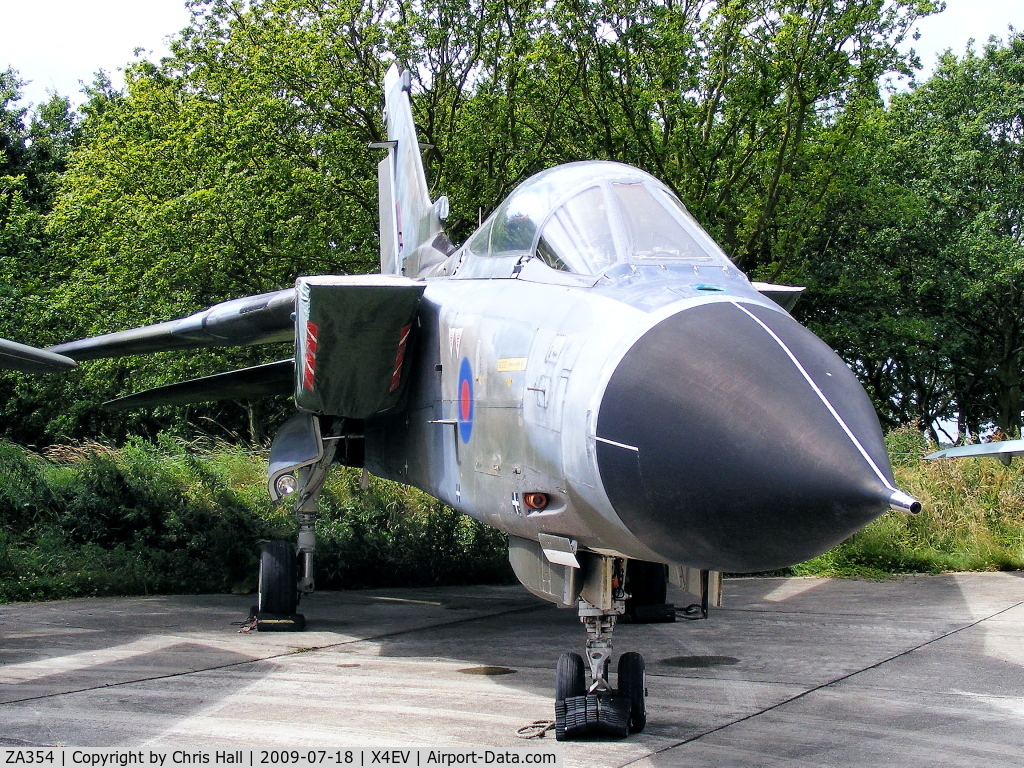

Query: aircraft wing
[103,360,294,411]
[53,276,425,419]
[751,282,805,312]
[0,337,77,373]
[48,289,296,360]
[925,440,1024,460]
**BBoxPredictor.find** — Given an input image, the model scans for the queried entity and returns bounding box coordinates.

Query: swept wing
[0,337,76,373]
[49,289,295,360]
[52,276,425,420]
[103,360,294,411]
[751,282,805,312]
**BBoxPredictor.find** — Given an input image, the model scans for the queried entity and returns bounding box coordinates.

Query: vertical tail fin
[377,65,451,277]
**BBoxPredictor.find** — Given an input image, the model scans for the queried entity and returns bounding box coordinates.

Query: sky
[2,0,194,108]
[1,0,1023,109]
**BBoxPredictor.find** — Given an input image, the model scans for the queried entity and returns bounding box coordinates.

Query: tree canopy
[1,0,1021,445]
[802,31,1024,440]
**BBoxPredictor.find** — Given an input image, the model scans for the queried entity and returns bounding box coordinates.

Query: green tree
[0,69,80,348]
[426,0,941,277]
[32,2,391,441]
[803,32,1024,439]
[26,0,941,442]
[0,71,83,445]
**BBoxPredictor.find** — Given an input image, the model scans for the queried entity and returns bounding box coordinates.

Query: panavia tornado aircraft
[49,65,922,739]
[0,337,76,373]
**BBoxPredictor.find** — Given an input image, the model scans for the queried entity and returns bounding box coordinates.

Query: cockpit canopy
[457,161,734,278]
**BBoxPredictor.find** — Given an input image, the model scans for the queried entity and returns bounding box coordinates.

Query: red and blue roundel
[458,357,474,443]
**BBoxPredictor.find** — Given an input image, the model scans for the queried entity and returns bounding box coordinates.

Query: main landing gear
[554,556,647,740]
[253,539,305,631]
[252,416,340,632]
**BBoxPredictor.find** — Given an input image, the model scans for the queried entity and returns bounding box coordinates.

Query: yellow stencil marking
[497,357,528,372]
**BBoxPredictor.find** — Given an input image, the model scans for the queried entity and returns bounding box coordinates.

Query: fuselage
[365,161,904,573]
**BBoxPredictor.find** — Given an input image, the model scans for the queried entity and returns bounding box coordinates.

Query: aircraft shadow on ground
[304,574,1024,756]
[1,574,1021,757]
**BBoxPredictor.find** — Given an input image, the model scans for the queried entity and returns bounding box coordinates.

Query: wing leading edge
[48,288,296,360]
[751,282,805,312]
[103,360,294,411]
[925,440,1024,461]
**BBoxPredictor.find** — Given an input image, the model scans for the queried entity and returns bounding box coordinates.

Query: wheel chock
[253,611,306,632]
[554,694,630,740]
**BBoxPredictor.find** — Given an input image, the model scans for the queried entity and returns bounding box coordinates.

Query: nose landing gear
[554,557,647,740]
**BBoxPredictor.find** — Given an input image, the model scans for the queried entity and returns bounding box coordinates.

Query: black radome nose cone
[596,301,896,572]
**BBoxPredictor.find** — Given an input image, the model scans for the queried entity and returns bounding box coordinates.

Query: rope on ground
[517,720,556,739]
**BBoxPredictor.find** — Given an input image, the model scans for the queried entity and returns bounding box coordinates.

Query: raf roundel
[458,357,474,443]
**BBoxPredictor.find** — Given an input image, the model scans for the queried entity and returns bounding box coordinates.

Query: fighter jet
[0,336,76,373]
[49,65,921,739]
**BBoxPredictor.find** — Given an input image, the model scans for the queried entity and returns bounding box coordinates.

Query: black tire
[258,541,297,615]
[555,652,586,700]
[625,560,668,606]
[618,652,647,733]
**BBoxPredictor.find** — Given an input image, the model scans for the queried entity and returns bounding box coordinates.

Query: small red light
[524,492,549,510]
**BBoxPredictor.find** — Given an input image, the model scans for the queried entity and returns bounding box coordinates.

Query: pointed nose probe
[889,490,922,514]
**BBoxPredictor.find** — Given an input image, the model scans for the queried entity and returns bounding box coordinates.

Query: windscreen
[457,162,733,279]
[613,182,726,263]
[535,185,619,274]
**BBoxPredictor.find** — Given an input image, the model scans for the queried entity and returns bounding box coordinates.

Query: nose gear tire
[555,651,644,740]
[555,652,586,700]
[617,652,647,732]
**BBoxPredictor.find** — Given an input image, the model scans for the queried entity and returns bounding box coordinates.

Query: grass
[1,424,1022,602]
[787,424,1024,578]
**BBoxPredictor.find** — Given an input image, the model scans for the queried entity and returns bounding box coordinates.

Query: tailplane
[377,65,452,277]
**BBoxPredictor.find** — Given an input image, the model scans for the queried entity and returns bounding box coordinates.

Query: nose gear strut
[554,556,647,740]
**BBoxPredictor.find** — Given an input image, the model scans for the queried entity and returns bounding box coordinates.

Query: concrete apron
[1,573,1022,768]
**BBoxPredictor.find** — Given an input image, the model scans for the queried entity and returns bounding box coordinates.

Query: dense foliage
[0,437,512,602]
[0,68,79,351]
[802,36,1024,440]
[0,3,1020,442]
[1,430,1022,603]
[3,2,1023,604]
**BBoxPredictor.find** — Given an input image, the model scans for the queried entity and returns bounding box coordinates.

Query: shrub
[3,424,1023,603]
[0,437,513,603]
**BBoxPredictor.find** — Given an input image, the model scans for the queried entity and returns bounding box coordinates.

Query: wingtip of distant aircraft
[925,439,1024,461]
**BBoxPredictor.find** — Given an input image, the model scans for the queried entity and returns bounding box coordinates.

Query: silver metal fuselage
[367,267,714,563]
[365,263,897,573]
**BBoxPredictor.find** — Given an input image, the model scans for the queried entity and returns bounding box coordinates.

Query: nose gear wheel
[553,556,648,740]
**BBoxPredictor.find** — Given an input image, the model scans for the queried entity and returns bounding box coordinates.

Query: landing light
[275,473,298,497]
